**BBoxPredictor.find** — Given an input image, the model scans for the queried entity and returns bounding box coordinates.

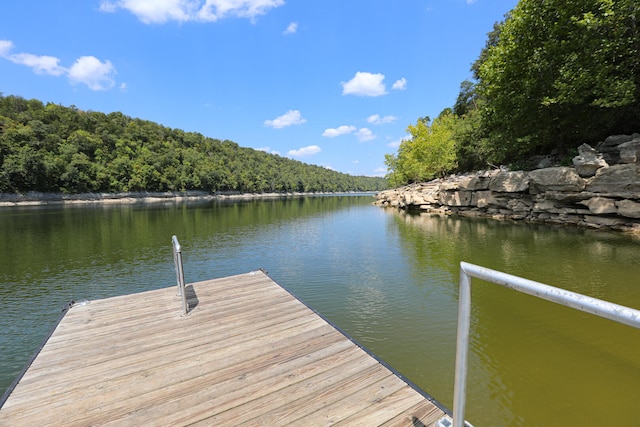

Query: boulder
[586,164,640,193]
[489,171,529,193]
[572,144,608,177]
[618,139,640,164]
[598,134,636,152]
[579,197,618,215]
[458,175,492,191]
[528,167,585,192]
[616,199,640,219]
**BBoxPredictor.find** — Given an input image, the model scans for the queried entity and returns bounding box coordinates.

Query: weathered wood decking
[0,270,447,426]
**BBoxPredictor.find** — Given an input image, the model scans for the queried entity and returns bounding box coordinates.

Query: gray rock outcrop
[375,134,640,234]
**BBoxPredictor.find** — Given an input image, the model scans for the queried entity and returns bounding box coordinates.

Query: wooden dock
[0,270,447,426]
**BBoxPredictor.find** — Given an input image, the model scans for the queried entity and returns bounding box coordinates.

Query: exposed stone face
[616,199,640,218]
[375,134,640,234]
[579,197,618,215]
[489,171,530,193]
[586,164,640,193]
[528,167,585,192]
[438,191,473,207]
[458,175,492,191]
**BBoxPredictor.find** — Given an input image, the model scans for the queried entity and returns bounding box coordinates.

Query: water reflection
[383,209,640,426]
[1,199,639,426]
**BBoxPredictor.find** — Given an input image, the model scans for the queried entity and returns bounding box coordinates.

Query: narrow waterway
[1,195,639,426]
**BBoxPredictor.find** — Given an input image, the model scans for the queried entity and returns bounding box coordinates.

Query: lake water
[1,195,639,426]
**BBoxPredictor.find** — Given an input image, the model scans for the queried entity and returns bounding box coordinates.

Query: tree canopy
[385,111,458,185]
[474,0,640,164]
[0,94,387,194]
[386,0,640,185]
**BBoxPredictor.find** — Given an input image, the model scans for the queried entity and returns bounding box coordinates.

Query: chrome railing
[172,235,188,316]
[452,261,640,427]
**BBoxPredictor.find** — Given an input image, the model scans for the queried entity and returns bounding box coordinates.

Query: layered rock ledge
[375,134,640,234]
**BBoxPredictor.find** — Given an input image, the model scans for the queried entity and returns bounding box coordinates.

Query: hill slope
[0,95,387,194]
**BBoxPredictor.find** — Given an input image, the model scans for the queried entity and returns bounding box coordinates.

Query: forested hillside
[386,0,640,185]
[0,94,387,194]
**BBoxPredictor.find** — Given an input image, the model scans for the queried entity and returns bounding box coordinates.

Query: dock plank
[0,270,447,426]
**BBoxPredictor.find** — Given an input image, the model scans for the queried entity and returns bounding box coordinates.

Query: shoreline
[0,191,372,207]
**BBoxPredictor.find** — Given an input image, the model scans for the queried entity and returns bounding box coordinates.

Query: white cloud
[264,110,306,129]
[287,145,321,157]
[8,53,67,76]
[355,128,376,142]
[256,146,281,155]
[392,77,407,91]
[284,21,298,35]
[0,40,66,76]
[100,0,285,24]
[0,40,15,57]
[100,0,190,23]
[0,40,117,91]
[322,125,356,138]
[388,136,410,148]
[342,72,387,97]
[367,114,397,125]
[68,56,117,90]
[373,167,387,176]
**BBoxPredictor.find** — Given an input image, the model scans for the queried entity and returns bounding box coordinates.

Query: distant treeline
[0,94,387,194]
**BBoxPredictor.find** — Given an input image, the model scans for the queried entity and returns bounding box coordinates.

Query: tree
[386,111,458,185]
[475,0,640,162]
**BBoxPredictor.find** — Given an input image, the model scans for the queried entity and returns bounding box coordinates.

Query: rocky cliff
[375,134,640,234]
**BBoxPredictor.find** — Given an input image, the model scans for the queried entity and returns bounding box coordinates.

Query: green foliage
[0,94,387,194]
[473,0,640,164]
[385,112,458,185]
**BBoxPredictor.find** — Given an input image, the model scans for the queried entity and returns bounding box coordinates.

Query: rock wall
[375,134,640,234]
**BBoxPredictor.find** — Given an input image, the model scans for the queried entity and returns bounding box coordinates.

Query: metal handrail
[452,262,640,427]
[172,235,188,316]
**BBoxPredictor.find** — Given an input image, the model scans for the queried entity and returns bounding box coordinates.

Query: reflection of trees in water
[387,209,640,302]
[386,209,640,427]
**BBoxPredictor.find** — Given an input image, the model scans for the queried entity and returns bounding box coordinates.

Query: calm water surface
[1,195,639,426]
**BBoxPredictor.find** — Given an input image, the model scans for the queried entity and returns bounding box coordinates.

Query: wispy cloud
[264,110,307,129]
[388,136,410,148]
[392,77,407,90]
[322,125,356,138]
[367,114,397,125]
[355,128,376,142]
[283,21,298,35]
[256,146,281,155]
[100,0,285,24]
[287,145,321,157]
[0,40,117,91]
[342,72,387,97]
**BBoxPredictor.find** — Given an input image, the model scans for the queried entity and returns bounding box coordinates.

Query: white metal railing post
[451,261,640,427]
[172,235,188,316]
[452,268,472,427]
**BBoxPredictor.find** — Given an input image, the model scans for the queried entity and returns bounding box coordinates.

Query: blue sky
[0,0,518,177]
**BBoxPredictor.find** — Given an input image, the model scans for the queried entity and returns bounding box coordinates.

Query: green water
[1,196,639,426]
